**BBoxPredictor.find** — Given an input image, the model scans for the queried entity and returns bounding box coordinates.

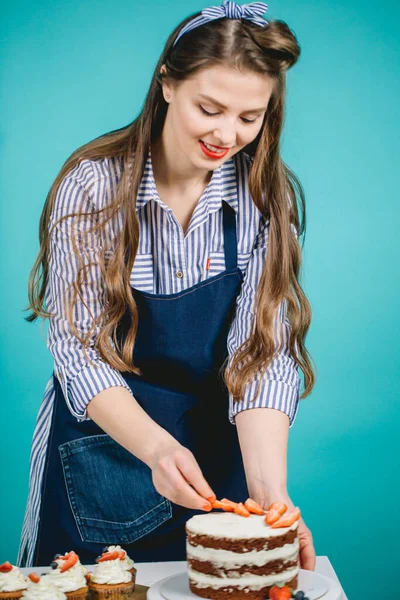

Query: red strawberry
[212,499,236,512]
[265,509,281,525]
[267,502,287,516]
[97,551,120,562]
[59,551,78,572]
[244,498,265,515]
[268,584,292,600]
[0,562,13,573]
[270,507,301,528]
[234,502,250,517]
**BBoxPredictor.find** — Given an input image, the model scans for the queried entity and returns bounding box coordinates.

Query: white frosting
[188,565,299,590]
[90,559,132,585]
[186,513,298,539]
[187,538,299,567]
[22,575,67,599]
[107,545,135,570]
[49,559,87,593]
[0,565,28,592]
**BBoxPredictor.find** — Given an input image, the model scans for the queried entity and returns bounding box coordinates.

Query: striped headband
[173,0,269,47]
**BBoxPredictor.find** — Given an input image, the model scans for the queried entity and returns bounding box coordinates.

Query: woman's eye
[199,105,218,117]
[199,105,256,124]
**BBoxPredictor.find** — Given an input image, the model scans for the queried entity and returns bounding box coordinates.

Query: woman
[18,0,316,570]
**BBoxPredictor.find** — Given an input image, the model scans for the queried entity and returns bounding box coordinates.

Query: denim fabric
[59,434,172,544]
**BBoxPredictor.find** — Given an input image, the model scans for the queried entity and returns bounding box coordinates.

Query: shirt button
[176,271,184,279]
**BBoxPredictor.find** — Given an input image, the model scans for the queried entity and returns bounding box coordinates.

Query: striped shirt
[18,148,300,567]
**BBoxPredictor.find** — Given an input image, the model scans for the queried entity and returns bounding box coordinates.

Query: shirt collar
[136,146,238,214]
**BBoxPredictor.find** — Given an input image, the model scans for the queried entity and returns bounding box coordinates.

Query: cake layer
[188,565,299,590]
[186,538,299,566]
[189,573,298,600]
[187,527,297,552]
[186,513,298,539]
[188,555,298,577]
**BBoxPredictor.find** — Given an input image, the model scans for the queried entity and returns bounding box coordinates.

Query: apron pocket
[58,434,172,545]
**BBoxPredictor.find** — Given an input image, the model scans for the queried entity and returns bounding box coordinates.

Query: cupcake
[87,551,133,599]
[102,546,136,580]
[48,551,88,599]
[21,573,66,599]
[0,561,29,599]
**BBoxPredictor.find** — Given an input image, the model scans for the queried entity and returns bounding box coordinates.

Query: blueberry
[53,554,62,559]
[102,546,109,553]
[50,562,58,570]
[294,592,305,600]
[95,555,102,563]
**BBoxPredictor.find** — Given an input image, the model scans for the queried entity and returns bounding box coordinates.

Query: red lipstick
[199,140,229,160]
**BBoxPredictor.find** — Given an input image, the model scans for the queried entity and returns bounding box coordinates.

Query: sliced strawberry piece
[244,498,266,515]
[268,584,292,599]
[212,499,236,512]
[0,562,13,573]
[220,498,238,509]
[270,507,301,528]
[234,502,250,517]
[60,552,78,573]
[97,551,120,562]
[28,573,40,583]
[267,502,287,516]
[265,509,281,525]
[0,562,12,573]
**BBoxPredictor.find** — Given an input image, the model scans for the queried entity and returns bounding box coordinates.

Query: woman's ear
[159,64,173,103]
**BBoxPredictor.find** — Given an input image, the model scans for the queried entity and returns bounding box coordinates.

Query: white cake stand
[147,569,343,600]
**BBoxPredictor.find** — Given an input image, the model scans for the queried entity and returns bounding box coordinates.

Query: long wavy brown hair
[26,11,316,403]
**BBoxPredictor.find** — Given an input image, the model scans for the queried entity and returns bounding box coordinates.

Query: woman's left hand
[297,514,316,571]
[260,492,316,570]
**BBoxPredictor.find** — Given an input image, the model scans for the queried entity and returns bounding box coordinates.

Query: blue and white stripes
[173,0,269,47]
[17,147,300,567]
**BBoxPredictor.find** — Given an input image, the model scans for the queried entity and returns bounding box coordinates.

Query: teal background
[1,1,399,598]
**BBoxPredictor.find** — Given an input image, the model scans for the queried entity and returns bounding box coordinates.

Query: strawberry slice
[60,551,78,573]
[97,551,120,562]
[244,498,266,515]
[0,562,13,573]
[265,509,281,525]
[270,507,301,528]
[234,502,250,517]
[28,573,40,583]
[221,498,238,509]
[267,502,287,516]
[212,499,236,512]
[268,584,292,599]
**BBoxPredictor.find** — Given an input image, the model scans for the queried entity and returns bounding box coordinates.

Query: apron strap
[222,201,238,270]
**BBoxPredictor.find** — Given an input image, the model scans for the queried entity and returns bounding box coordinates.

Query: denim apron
[33,201,248,566]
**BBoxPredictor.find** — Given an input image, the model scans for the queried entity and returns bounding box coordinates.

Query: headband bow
[173,0,269,47]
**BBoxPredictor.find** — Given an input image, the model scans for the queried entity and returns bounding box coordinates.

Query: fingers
[175,451,216,504]
[152,446,216,511]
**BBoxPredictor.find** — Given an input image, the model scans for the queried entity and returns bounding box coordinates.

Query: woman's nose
[213,124,236,148]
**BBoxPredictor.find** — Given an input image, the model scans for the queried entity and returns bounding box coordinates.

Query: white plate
[147,570,343,600]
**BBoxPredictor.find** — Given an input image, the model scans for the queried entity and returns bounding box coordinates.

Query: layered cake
[186,511,299,599]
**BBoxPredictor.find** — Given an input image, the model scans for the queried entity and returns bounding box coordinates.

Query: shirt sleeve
[46,160,134,422]
[227,216,301,428]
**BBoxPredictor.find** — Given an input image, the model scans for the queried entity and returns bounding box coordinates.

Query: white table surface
[22,557,348,600]
[134,558,348,600]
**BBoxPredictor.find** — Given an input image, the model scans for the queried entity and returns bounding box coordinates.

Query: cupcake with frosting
[88,550,134,599]
[0,561,29,599]
[21,573,66,599]
[48,551,88,599]
[102,546,135,578]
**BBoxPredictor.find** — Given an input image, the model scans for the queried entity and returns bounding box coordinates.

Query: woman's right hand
[150,441,216,511]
